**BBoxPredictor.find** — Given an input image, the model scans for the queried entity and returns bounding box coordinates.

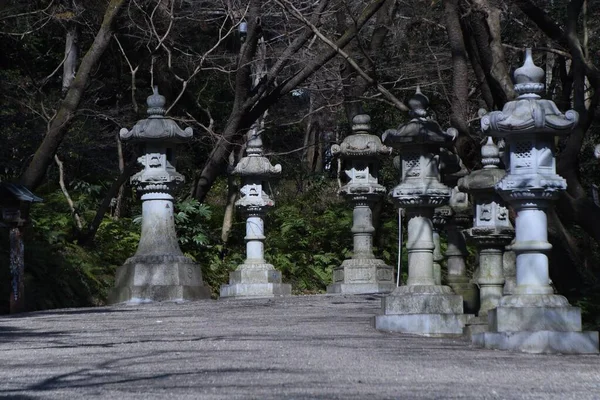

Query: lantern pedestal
[327,196,394,295]
[375,207,466,336]
[110,192,210,303]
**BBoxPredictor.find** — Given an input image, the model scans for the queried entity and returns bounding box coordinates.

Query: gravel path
[0,295,598,399]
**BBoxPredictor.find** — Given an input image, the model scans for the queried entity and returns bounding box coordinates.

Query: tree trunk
[62,23,79,96]
[113,133,126,219]
[470,0,516,106]
[443,0,470,135]
[20,0,127,190]
[79,159,138,246]
[54,154,84,231]
[221,147,243,244]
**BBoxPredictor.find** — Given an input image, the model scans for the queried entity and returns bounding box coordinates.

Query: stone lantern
[458,137,514,336]
[109,87,210,304]
[446,187,479,315]
[326,114,395,294]
[375,88,465,336]
[0,183,42,313]
[220,122,291,298]
[473,49,598,353]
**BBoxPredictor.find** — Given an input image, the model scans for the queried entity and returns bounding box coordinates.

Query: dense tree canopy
[0,0,599,325]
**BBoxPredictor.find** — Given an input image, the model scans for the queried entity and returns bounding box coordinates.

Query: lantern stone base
[447,278,479,314]
[375,285,466,337]
[473,305,599,353]
[327,259,395,295]
[220,263,291,298]
[463,316,489,339]
[109,255,211,304]
[375,314,466,337]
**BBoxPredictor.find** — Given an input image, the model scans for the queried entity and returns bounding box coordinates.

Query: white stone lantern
[326,114,395,294]
[375,88,465,336]
[220,122,291,298]
[459,137,514,337]
[474,49,598,353]
[109,87,210,303]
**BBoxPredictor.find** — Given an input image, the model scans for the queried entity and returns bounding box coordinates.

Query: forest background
[0,0,599,329]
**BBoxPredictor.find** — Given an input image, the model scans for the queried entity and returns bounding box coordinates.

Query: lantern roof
[332,114,391,159]
[120,87,193,143]
[481,49,578,137]
[458,137,505,192]
[382,87,457,147]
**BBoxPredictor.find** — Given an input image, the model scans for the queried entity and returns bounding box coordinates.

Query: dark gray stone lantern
[109,87,210,304]
[326,114,395,295]
[458,137,514,337]
[0,183,42,313]
[473,49,598,353]
[437,151,479,314]
[374,88,465,337]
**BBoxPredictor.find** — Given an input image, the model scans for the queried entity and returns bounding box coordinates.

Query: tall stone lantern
[326,114,395,294]
[473,49,598,353]
[109,87,210,303]
[375,88,465,336]
[458,137,514,336]
[220,123,292,298]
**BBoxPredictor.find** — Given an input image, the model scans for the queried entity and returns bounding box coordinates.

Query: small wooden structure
[0,183,42,313]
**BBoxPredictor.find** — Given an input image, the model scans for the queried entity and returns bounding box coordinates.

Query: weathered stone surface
[228,265,284,284]
[382,292,463,315]
[463,315,489,339]
[473,331,599,354]
[375,314,465,337]
[331,259,394,284]
[109,255,210,303]
[327,282,396,295]
[448,281,479,315]
[488,306,582,332]
[503,248,517,295]
[220,283,291,298]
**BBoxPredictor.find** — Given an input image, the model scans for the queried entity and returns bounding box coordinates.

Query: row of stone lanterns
[110,49,598,354]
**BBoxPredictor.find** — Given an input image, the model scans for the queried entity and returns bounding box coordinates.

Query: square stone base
[375,287,466,337]
[375,314,466,337]
[327,259,394,295]
[220,263,291,299]
[463,316,489,339]
[447,281,479,314]
[327,282,396,295]
[109,255,210,304]
[383,292,464,315]
[489,306,582,332]
[220,283,292,298]
[473,331,599,354]
[473,305,599,354]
